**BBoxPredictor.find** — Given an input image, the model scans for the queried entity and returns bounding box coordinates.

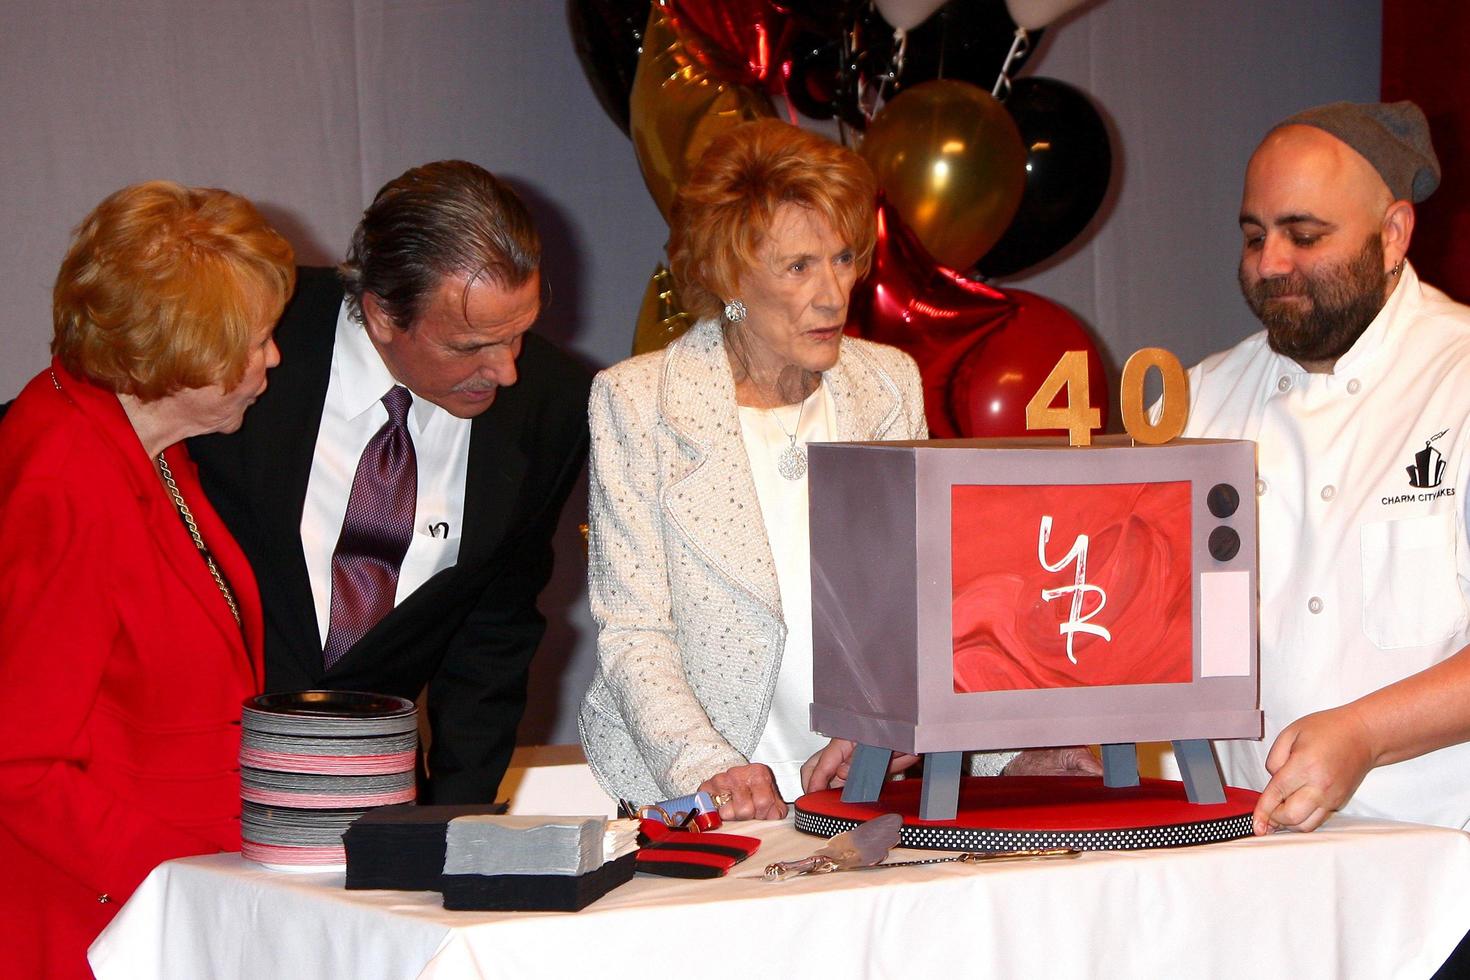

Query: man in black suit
[192,161,591,803]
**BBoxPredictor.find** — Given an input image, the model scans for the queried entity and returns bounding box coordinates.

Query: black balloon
[567,0,652,136]
[793,4,902,130]
[785,31,842,120]
[779,0,860,34]
[976,76,1112,278]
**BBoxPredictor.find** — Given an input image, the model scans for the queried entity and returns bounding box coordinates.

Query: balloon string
[874,28,906,108]
[992,28,1030,100]
[837,15,855,147]
[856,21,906,128]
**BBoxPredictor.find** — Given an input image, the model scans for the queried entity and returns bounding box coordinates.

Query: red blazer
[0,361,264,980]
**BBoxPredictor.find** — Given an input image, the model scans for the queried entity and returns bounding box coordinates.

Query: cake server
[762,813,903,880]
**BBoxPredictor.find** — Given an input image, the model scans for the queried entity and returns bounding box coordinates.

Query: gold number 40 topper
[1024,348,1188,447]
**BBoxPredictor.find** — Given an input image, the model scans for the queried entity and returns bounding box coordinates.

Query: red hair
[52,181,295,399]
[668,120,877,320]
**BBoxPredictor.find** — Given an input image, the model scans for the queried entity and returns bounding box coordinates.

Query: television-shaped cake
[808,436,1260,756]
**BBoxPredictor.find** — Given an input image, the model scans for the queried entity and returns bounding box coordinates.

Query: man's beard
[1240,235,1390,364]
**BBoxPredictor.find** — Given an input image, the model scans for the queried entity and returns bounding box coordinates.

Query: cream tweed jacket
[578,318,929,804]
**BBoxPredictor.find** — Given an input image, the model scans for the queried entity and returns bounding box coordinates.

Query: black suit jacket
[191,267,591,802]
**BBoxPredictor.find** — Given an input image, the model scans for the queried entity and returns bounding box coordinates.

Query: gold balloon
[629,2,776,223]
[860,80,1027,270]
[632,264,695,355]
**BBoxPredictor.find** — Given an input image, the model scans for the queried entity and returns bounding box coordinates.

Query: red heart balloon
[847,204,1018,437]
[666,0,797,92]
[947,289,1110,438]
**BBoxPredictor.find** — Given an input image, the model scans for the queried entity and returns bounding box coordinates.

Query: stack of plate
[240,691,418,869]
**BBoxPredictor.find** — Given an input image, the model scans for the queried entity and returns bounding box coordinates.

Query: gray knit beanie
[1276,100,1440,202]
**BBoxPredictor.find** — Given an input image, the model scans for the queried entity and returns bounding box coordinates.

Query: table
[89,814,1470,979]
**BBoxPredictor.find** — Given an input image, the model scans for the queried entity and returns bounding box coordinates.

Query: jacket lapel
[658,322,782,619]
[244,275,340,673]
[165,445,263,690]
[56,366,256,681]
[457,399,529,571]
[657,326,907,622]
[825,337,904,443]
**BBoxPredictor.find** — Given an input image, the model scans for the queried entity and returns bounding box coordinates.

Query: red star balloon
[666,0,797,92]
[849,203,1109,439]
[847,203,1018,437]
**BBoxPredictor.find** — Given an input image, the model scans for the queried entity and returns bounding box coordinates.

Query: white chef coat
[1184,262,1470,828]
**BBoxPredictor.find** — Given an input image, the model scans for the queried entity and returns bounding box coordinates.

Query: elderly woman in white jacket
[578,120,944,820]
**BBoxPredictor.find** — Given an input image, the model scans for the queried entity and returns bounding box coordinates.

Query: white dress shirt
[300,301,472,649]
[738,383,836,801]
[1182,264,1470,829]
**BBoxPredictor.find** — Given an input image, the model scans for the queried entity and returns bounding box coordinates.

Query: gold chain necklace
[155,454,243,631]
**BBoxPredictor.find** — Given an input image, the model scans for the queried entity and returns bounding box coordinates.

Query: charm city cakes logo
[1383,428,1455,506]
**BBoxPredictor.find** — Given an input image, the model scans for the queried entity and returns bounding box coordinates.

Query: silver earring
[1392,260,1405,277]
[723,299,747,323]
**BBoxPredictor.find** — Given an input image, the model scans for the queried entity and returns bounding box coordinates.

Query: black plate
[245,690,415,718]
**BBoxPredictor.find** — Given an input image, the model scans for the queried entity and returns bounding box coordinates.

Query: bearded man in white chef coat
[1182,101,1470,837]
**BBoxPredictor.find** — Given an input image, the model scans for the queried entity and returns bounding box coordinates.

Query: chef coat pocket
[1360,513,1468,649]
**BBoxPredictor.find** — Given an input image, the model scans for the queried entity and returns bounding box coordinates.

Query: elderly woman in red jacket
[0,181,294,979]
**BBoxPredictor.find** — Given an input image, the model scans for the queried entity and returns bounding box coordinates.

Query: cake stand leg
[1172,739,1226,804]
[839,742,890,804]
[1101,743,1140,788]
[918,751,962,821]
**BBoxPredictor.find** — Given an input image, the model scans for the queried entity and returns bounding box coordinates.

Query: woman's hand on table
[1002,746,1104,776]
[698,764,787,821]
[800,739,920,793]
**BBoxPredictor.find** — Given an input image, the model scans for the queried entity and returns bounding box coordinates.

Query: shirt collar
[330,300,445,432]
[1322,260,1422,376]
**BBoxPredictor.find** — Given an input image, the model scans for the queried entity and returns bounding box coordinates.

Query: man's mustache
[1253,276,1309,299]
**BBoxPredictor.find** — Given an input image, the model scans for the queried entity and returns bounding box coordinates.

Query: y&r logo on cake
[1382,429,1456,506]
[950,483,1193,692]
[1036,516,1111,664]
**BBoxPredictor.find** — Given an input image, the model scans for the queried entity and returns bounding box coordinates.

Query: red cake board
[795,776,1260,851]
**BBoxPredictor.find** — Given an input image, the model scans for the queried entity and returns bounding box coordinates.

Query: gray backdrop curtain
[0,1,1380,742]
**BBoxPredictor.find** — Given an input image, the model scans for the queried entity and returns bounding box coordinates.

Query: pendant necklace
[768,395,809,481]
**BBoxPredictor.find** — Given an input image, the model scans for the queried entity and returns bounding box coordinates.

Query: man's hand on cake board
[800,739,921,794]
[1002,746,1105,777]
[1253,646,1470,834]
[1252,706,1376,835]
[699,764,787,821]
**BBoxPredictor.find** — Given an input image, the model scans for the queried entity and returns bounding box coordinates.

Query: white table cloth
[90,815,1470,979]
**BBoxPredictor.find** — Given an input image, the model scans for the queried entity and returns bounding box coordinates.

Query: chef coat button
[1277,376,1293,392]
[1346,378,1362,395]
[1308,596,1324,614]
[1256,478,1267,497]
[1320,484,1336,501]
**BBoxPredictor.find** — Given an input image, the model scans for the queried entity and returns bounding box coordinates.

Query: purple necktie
[323,385,417,668]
